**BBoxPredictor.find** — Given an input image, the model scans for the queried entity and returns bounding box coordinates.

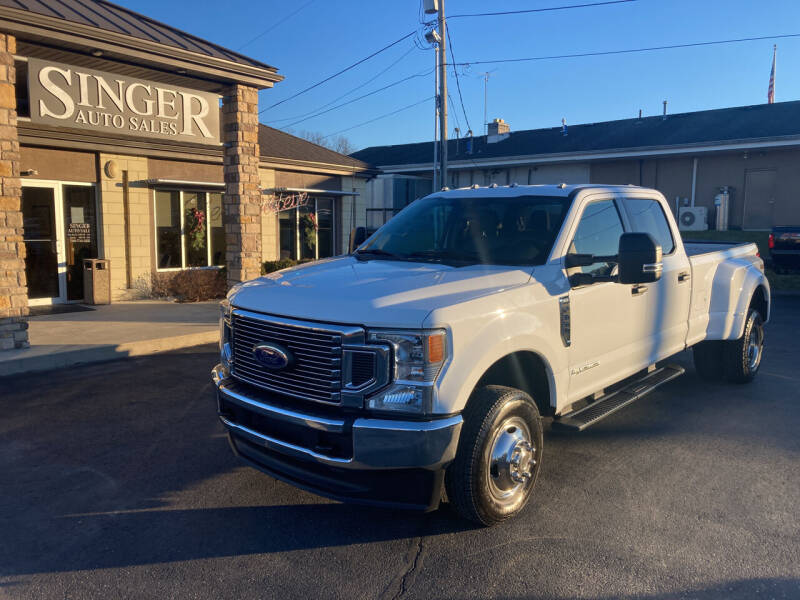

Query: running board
[552,364,685,432]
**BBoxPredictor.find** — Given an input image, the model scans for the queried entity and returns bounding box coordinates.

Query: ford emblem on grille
[252,342,293,370]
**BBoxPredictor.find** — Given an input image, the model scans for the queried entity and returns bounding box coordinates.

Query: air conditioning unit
[678,207,708,231]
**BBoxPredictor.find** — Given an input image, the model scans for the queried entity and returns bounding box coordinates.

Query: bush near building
[263,259,302,274]
[150,268,228,302]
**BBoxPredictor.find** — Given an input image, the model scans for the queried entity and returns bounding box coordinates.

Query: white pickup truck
[212,184,770,525]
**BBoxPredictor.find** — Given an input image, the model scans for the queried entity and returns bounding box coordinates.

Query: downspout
[690,157,698,207]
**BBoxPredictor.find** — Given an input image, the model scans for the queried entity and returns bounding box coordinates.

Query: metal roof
[351,101,800,168]
[0,0,276,71]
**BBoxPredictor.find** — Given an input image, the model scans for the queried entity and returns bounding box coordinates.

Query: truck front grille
[231,312,347,404]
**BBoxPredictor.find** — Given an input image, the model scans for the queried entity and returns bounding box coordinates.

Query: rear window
[624,198,675,254]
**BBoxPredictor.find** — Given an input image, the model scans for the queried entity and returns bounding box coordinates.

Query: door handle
[631,284,648,296]
[678,271,691,282]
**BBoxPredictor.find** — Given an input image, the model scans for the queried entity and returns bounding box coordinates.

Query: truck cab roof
[432,183,655,199]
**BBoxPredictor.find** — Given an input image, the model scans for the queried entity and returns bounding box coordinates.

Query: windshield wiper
[406,250,482,266]
[353,248,405,261]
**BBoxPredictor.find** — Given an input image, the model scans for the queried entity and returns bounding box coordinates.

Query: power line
[447,0,635,19]
[261,30,419,113]
[280,66,435,128]
[322,97,433,139]
[267,45,420,124]
[237,0,316,51]
[454,33,800,67]
[445,25,473,134]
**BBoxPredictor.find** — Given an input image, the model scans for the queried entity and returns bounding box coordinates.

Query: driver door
[565,196,648,403]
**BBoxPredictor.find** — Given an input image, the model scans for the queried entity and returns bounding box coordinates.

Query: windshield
[357,194,571,266]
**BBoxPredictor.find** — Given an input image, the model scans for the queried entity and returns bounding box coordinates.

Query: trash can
[83,259,111,305]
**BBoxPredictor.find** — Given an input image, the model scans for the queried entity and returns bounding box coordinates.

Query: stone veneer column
[222,84,262,288]
[0,33,28,350]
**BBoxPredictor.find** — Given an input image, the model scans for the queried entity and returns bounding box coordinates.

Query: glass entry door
[63,185,98,301]
[22,182,97,304]
[21,186,61,302]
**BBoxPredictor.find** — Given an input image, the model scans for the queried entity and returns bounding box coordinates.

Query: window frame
[619,195,676,256]
[152,188,224,272]
[278,195,337,261]
[564,196,627,280]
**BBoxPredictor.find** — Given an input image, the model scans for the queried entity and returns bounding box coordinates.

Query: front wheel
[445,385,543,526]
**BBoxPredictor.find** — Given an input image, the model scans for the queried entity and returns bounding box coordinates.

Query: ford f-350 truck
[212,184,769,525]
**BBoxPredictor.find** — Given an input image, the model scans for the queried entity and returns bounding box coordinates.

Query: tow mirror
[349,227,368,254]
[618,232,662,284]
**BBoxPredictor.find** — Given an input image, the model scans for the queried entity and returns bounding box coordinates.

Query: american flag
[768,45,776,104]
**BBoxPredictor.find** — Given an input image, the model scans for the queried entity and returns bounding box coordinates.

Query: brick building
[0,0,374,350]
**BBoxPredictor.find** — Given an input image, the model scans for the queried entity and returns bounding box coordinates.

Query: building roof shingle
[0,0,276,70]
[259,125,373,172]
[351,101,800,167]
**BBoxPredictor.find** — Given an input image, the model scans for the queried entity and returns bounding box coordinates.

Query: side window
[624,198,675,254]
[569,199,624,276]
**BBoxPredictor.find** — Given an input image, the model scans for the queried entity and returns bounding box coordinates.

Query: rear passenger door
[620,195,692,361]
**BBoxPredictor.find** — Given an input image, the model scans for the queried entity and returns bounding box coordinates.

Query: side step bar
[552,364,685,432]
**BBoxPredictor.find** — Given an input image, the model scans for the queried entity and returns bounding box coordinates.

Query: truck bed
[683,240,755,257]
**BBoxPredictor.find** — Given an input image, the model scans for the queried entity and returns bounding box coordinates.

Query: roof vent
[487,118,510,144]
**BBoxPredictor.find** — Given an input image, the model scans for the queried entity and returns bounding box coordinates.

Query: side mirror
[618,232,662,284]
[349,227,368,254]
[564,253,596,268]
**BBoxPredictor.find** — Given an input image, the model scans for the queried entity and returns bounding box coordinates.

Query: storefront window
[278,196,336,261]
[155,190,181,269]
[154,189,224,270]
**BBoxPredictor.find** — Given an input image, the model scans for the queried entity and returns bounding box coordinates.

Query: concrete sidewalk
[0,301,219,376]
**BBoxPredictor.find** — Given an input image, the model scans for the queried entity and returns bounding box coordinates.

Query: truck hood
[229,256,533,328]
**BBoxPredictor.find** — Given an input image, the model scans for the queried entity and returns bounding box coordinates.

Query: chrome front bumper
[212,365,463,472]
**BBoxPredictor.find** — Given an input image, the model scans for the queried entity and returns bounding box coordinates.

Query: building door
[21,185,62,303]
[22,181,97,304]
[63,185,99,301]
[743,169,777,229]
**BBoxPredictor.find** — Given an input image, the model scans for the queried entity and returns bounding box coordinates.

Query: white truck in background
[213,184,769,525]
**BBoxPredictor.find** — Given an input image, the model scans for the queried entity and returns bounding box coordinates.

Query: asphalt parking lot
[1,298,798,600]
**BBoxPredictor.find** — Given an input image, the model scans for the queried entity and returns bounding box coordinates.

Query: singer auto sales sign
[28,58,221,145]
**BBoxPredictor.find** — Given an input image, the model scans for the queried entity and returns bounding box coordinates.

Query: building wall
[20,147,96,182]
[97,153,151,300]
[590,149,800,229]
[259,167,278,262]
[340,174,368,254]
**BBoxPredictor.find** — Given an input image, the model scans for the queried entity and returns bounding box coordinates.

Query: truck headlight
[365,330,447,415]
[219,298,232,373]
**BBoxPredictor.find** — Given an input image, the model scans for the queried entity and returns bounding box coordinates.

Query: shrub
[262,258,299,274]
[150,268,227,302]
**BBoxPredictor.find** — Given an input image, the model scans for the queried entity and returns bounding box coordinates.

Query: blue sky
[121,0,800,151]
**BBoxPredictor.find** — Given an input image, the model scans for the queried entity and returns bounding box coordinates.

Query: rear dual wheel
[445,385,543,526]
[693,306,764,383]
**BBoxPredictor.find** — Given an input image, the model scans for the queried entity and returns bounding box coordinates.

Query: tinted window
[569,199,624,276]
[359,194,571,266]
[624,198,675,254]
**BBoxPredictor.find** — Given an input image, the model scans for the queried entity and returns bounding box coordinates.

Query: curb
[0,330,218,377]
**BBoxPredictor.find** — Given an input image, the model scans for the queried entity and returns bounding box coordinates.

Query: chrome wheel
[747,314,764,371]
[487,416,536,508]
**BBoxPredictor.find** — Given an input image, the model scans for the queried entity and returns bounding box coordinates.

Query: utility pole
[483,72,491,136]
[437,0,448,189]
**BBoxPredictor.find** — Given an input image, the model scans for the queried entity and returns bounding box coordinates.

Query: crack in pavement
[389,536,425,600]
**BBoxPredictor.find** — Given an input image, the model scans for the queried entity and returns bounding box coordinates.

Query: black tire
[445,385,543,526]
[693,340,725,381]
[723,308,765,383]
